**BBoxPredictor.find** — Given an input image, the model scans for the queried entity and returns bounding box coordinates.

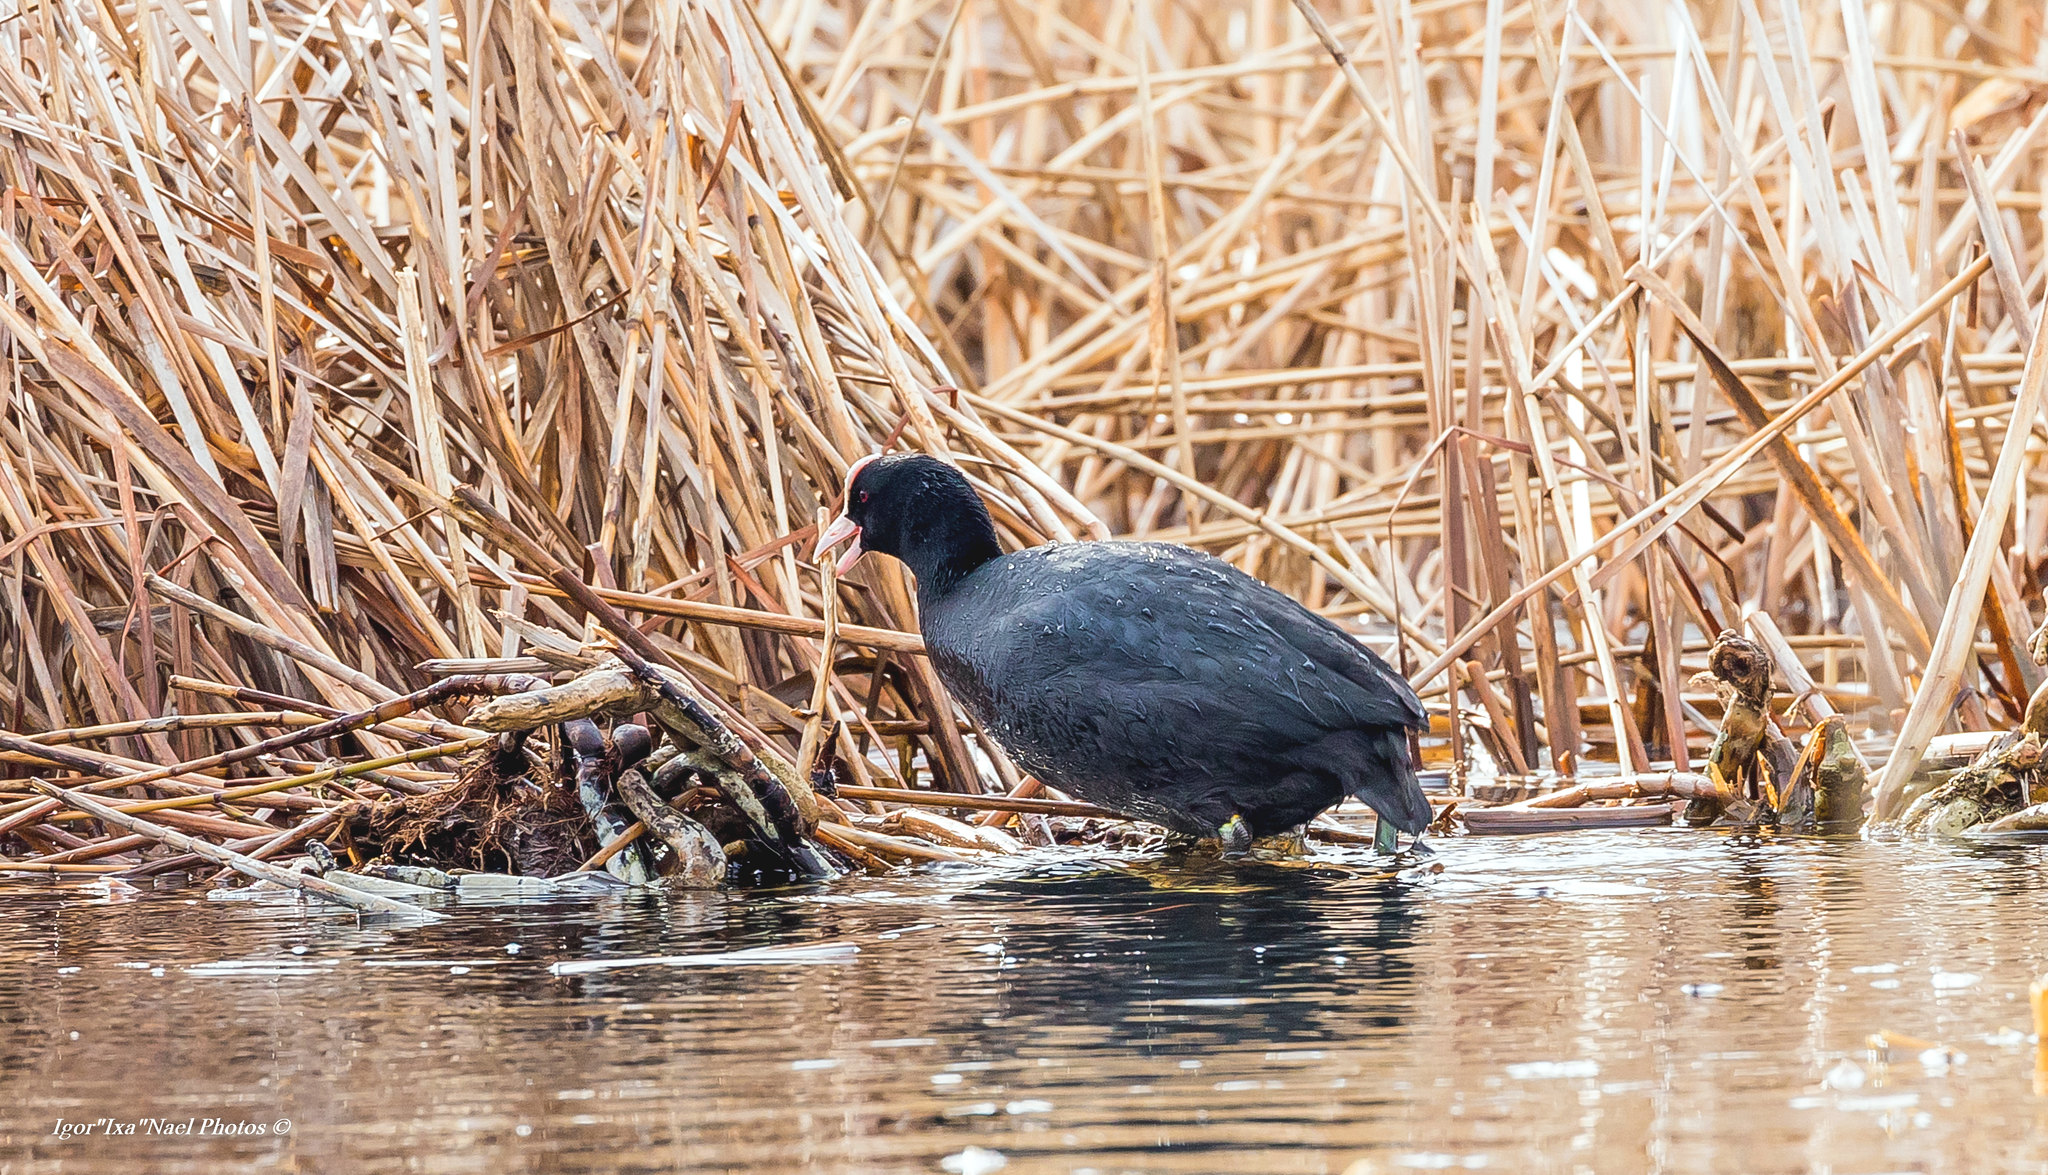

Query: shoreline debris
[1881,621,2048,838]
[1460,629,1870,837]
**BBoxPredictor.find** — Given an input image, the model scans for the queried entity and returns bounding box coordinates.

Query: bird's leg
[1215,814,1253,857]
[1372,816,1399,856]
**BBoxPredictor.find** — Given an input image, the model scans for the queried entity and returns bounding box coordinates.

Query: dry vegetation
[4,0,2048,877]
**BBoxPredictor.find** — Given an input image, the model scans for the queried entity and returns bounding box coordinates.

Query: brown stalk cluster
[5,1,2048,880]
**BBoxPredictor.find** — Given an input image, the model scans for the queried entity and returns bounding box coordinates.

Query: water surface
[2,830,2044,1173]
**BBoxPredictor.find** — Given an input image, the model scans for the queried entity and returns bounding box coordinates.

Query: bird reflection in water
[944,860,1422,1049]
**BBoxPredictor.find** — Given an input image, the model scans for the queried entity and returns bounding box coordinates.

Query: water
[2,830,2045,1174]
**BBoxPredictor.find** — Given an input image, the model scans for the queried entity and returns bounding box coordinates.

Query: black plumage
[817,454,1430,842]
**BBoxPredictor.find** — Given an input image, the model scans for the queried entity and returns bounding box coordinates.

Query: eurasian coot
[815,453,1430,850]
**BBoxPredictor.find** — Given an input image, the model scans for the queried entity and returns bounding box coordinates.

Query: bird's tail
[1342,727,1431,834]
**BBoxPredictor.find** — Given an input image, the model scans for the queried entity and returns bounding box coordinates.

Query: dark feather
[836,454,1431,839]
[922,542,1429,837]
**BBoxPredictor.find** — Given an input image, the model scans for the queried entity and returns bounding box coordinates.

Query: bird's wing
[933,544,1421,779]
[1225,574,1426,730]
[1118,544,1425,729]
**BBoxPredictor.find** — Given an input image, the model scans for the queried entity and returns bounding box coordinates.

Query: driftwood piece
[466,668,642,730]
[879,808,1022,853]
[1461,771,1709,834]
[612,766,727,887]
[819,821,973,864]
[1466,773,1703,839]
[1978,802,2048,833]
[1888,670,2048,836]
[1522,771,1720,808]
[1776,716,1868,833]
[1683,630,1796,825]
[1462,803,1682,834]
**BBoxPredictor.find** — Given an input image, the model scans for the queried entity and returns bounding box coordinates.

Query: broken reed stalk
[6,0,2048,882]
[835,785,1112,818]
[1873,306,2048,820]
[24,780,441,920]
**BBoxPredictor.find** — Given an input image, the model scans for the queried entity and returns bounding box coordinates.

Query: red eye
[858,491,869,503]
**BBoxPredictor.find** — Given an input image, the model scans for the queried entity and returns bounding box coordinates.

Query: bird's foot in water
[1215,814,1253,858]
[1369,821,1438,861]
[1398,834,1436,862]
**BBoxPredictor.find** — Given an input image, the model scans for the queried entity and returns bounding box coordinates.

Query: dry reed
[3,0,2046,873]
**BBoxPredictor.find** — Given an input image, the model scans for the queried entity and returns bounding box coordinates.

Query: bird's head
[813,453,1001,596]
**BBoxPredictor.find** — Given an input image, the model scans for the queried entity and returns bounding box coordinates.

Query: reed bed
[3,0,2046,879]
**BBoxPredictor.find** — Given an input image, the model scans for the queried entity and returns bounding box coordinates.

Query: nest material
[1898,731,2043,837]
[364,749,595,877]
[1894,669,2048,836]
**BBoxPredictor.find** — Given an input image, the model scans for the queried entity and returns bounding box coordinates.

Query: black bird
[814,453,1430,851]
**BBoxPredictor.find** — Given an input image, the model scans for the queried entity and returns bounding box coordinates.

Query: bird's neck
[905,519,1002,602]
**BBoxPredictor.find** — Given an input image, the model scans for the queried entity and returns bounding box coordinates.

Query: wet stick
[612,767,726,887]
[190,808,350,887]
[1518,772,1720,808]
[836,785,1108,818]
[818,821,972,865]
[576,823,648,874]
[1980,803,2048,833]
